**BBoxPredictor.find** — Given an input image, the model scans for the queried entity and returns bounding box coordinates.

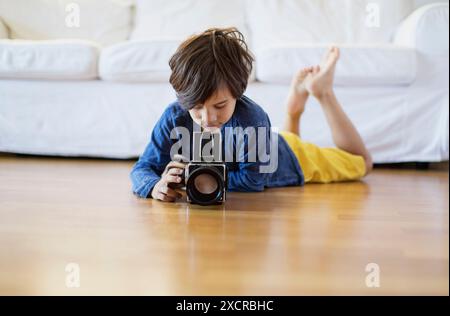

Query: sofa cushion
[0,0,132,46]
[246,0,414,49]
[0,39,99,80]
[395,3,450,56]
[131,0,248,41]
[99,40,181,82]
[100,39,256,83]
[255,44,417,86]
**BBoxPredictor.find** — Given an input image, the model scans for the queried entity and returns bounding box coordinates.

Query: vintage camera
[175,131,227,206]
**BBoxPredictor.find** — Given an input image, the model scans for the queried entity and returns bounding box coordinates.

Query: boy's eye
[215,103,226,109]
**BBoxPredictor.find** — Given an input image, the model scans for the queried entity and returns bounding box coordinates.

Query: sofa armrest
[0,18,8,39]
[394,3,449,56]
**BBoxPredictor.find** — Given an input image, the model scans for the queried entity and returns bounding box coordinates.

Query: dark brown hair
[169,27,254,109]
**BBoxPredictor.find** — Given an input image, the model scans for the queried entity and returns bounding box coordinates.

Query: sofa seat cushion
[0,39,99,80]
[255,44,417,86]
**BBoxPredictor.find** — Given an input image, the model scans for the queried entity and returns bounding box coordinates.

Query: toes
[319,46,340,71]
[301,66,318,80]
[295,69,307,81]
[296,67,314,80]
[313,65,320,74]
[335,47,341,59]
[328,46,340,62]
[331,46,340,54]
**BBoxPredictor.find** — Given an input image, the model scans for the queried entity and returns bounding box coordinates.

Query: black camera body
[172,131,227,206]
[185,161,227,206]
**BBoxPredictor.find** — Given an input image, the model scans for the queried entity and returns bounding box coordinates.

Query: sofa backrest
[130,0,248,41]
[246,0,415,50]
[0,0,133,46]
[0,0,425,48]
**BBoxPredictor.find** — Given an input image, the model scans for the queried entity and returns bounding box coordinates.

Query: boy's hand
[151,161,186,202]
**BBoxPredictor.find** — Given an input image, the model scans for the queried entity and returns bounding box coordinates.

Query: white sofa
[0,0,448,163]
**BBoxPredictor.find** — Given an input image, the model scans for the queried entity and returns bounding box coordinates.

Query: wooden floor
[0,155,448,295]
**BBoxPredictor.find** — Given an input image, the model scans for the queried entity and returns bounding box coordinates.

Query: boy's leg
[304,47,373,175]
[284,67,314,137]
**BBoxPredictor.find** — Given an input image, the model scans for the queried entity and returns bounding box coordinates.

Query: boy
[130,28,372,202]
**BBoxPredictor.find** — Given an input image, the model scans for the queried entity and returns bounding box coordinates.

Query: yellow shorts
[280,131,366,183]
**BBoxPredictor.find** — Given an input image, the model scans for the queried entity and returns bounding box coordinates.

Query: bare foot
[304,46,340,99]
[286,67,313,117]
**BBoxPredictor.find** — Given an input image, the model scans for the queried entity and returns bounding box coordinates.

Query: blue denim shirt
[130,95,304,198]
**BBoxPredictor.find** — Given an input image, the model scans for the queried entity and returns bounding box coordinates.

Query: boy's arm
[227,162,268,192]
[130,112,174,198]
[227,118,272,192]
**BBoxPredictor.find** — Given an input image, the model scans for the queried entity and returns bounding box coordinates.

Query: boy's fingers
[155,190,176,202]
[159,185,181,199]
[165,175,182,184]
[167,168,184,176]
[166,161,187,171]
[158,194,175,202]
[156,193,165,201]
[158,185,171,195]
[162,195,176,202]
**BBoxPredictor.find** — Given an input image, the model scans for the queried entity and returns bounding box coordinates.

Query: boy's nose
[201,109,217,126]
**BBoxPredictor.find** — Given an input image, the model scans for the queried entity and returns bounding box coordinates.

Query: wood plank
[0,156,448,295]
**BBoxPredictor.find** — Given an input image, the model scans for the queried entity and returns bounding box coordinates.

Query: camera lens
[186,167,224,206]
[194,174,219,194]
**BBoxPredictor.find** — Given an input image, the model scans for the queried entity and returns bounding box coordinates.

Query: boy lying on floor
[130,28,372,202]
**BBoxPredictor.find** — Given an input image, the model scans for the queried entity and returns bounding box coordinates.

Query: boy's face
[188,86,237,132]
